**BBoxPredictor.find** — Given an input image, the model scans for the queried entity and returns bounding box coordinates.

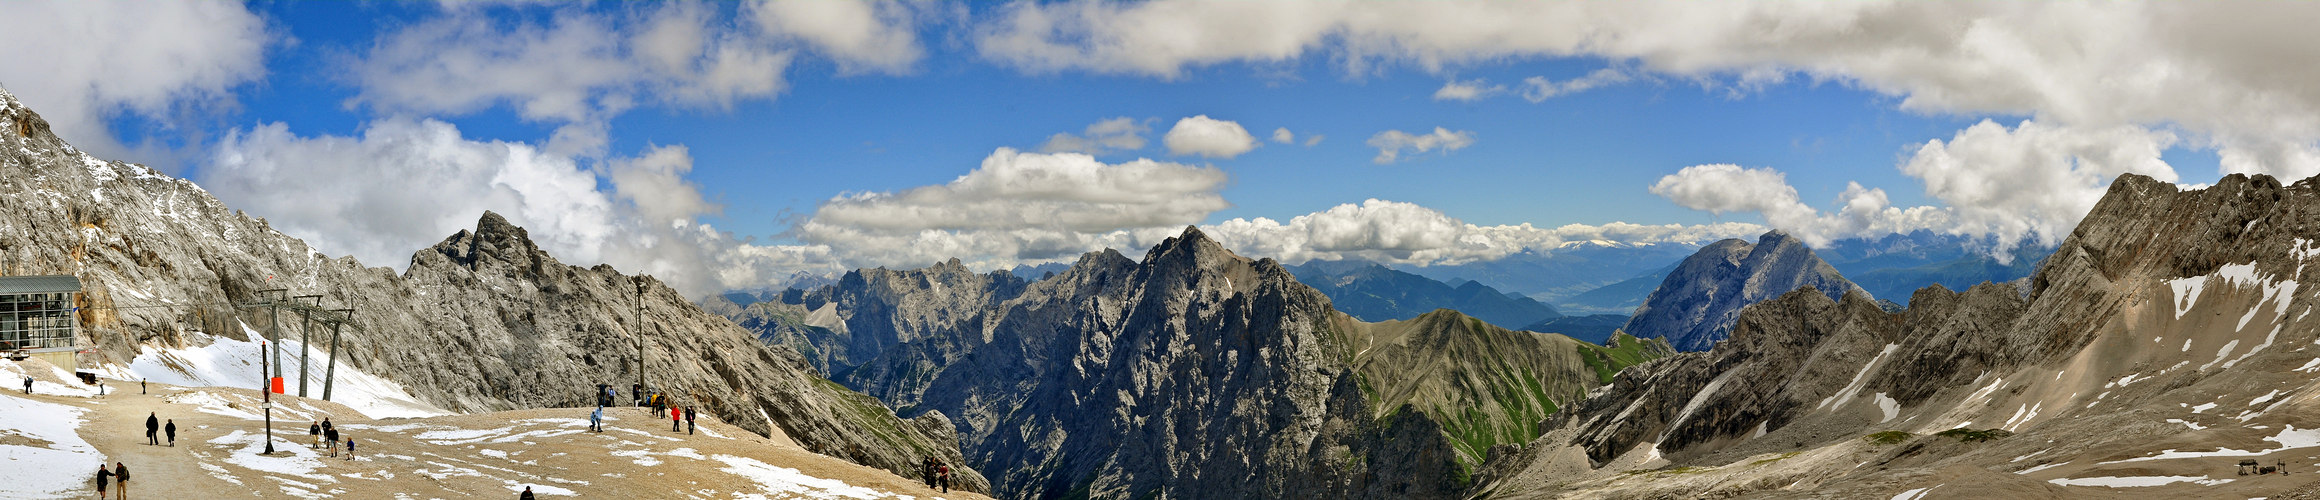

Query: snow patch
[1874,393,1900,423]
[0,393,107,498]
[1892,486,1933,500]
[115,330,447,418]
[2166,419,2208,431]
[1821,344,1900,411]
[2048,475,2230,487]
[2016,462,2068,475]
[712,454,886,500]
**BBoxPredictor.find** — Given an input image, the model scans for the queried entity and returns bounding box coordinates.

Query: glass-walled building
[1,275,81,370]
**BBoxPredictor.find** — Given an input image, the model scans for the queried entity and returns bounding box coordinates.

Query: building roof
[0,275,81,295]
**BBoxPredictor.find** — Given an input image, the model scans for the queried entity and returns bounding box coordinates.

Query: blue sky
[3,1,2302,295]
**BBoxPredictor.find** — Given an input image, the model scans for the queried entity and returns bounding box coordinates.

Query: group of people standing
[596,382,697,435]
[308,418,354,459]
[920,457,954,493]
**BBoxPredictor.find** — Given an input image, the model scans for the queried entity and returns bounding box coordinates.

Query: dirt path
[18,378,988,499]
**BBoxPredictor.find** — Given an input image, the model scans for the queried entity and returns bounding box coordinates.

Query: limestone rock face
[1477,173,2320,499]
[747,227,1673,499]
[1622,230,1869,351]
[0,88,984,493]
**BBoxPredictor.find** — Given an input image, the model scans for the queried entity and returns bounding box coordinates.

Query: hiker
[589,406,603,433]
[144,413,159,446]
[685,405,695,435]
[937,463,951,493]
[114,462,129,499]
[309,422,323,449]
[923,457,937,489]
[345,438,356,461]
[24,375,32,393]
[521,486,536,500]
[671,405,683,432]
[631,384,643,406]
[94,464,110,498]
[164,420,176,447]
[652,393,663,418]
[140,378,146,394]
[325,426,341,457]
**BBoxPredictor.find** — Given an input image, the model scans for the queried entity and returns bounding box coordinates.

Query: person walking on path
[22,375,30,394]
[937,463,951,493]
[685,405,695,435]
[520,486,536,500]
[114,462,129,499]
[589,406,603,433]
[144,413,159,446]
[345,438,357,461]
[93,464,110,499]
[324,426,340,457]
[309,422,322,449]
[671,405,682,432]
[164,420,176,447]
[140,379,145,394]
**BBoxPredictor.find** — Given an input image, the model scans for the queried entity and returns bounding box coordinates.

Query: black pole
[635,278,646,405]
[262,339,274,455]
[322,309,347,402]
[295,295,319,398]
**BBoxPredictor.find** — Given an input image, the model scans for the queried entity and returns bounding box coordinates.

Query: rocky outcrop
[914,228,1449,499]
[1288,260,1561,329]
[1622,230,1868,351]
[1476,173,2320,499]
[0,88,983,492]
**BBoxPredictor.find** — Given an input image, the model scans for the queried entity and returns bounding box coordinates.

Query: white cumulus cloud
[1433,78,1503,101]
[0,0,268,165]
[1039,117,1149,155]
[1162,115,1258,158]
[1367,127,1475,164]
[1521,68,1631,102]
[1650,119,2178,256]
[792,148,1229,268]
[746,0,925,74]
[207,118,782,297]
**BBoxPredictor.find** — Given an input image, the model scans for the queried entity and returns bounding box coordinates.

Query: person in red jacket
[671,405,683,432]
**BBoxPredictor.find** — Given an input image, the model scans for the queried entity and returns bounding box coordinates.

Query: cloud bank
[1651,119,2180,256]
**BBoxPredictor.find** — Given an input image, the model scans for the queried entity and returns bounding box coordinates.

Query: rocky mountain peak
[1623,230,1868,351]
[424,210,551,274]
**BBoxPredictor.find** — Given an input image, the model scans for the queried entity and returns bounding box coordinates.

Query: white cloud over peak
[1162,115,1258,158]
[1651,119,2179,255]
[1205,199,1765,266]
[1271,127,1296,144]
[1367,127,1474,164]
[1039,117,1149,155]
[0,1,268,164]
[748,151,1759,278]
[207,118,772,298]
